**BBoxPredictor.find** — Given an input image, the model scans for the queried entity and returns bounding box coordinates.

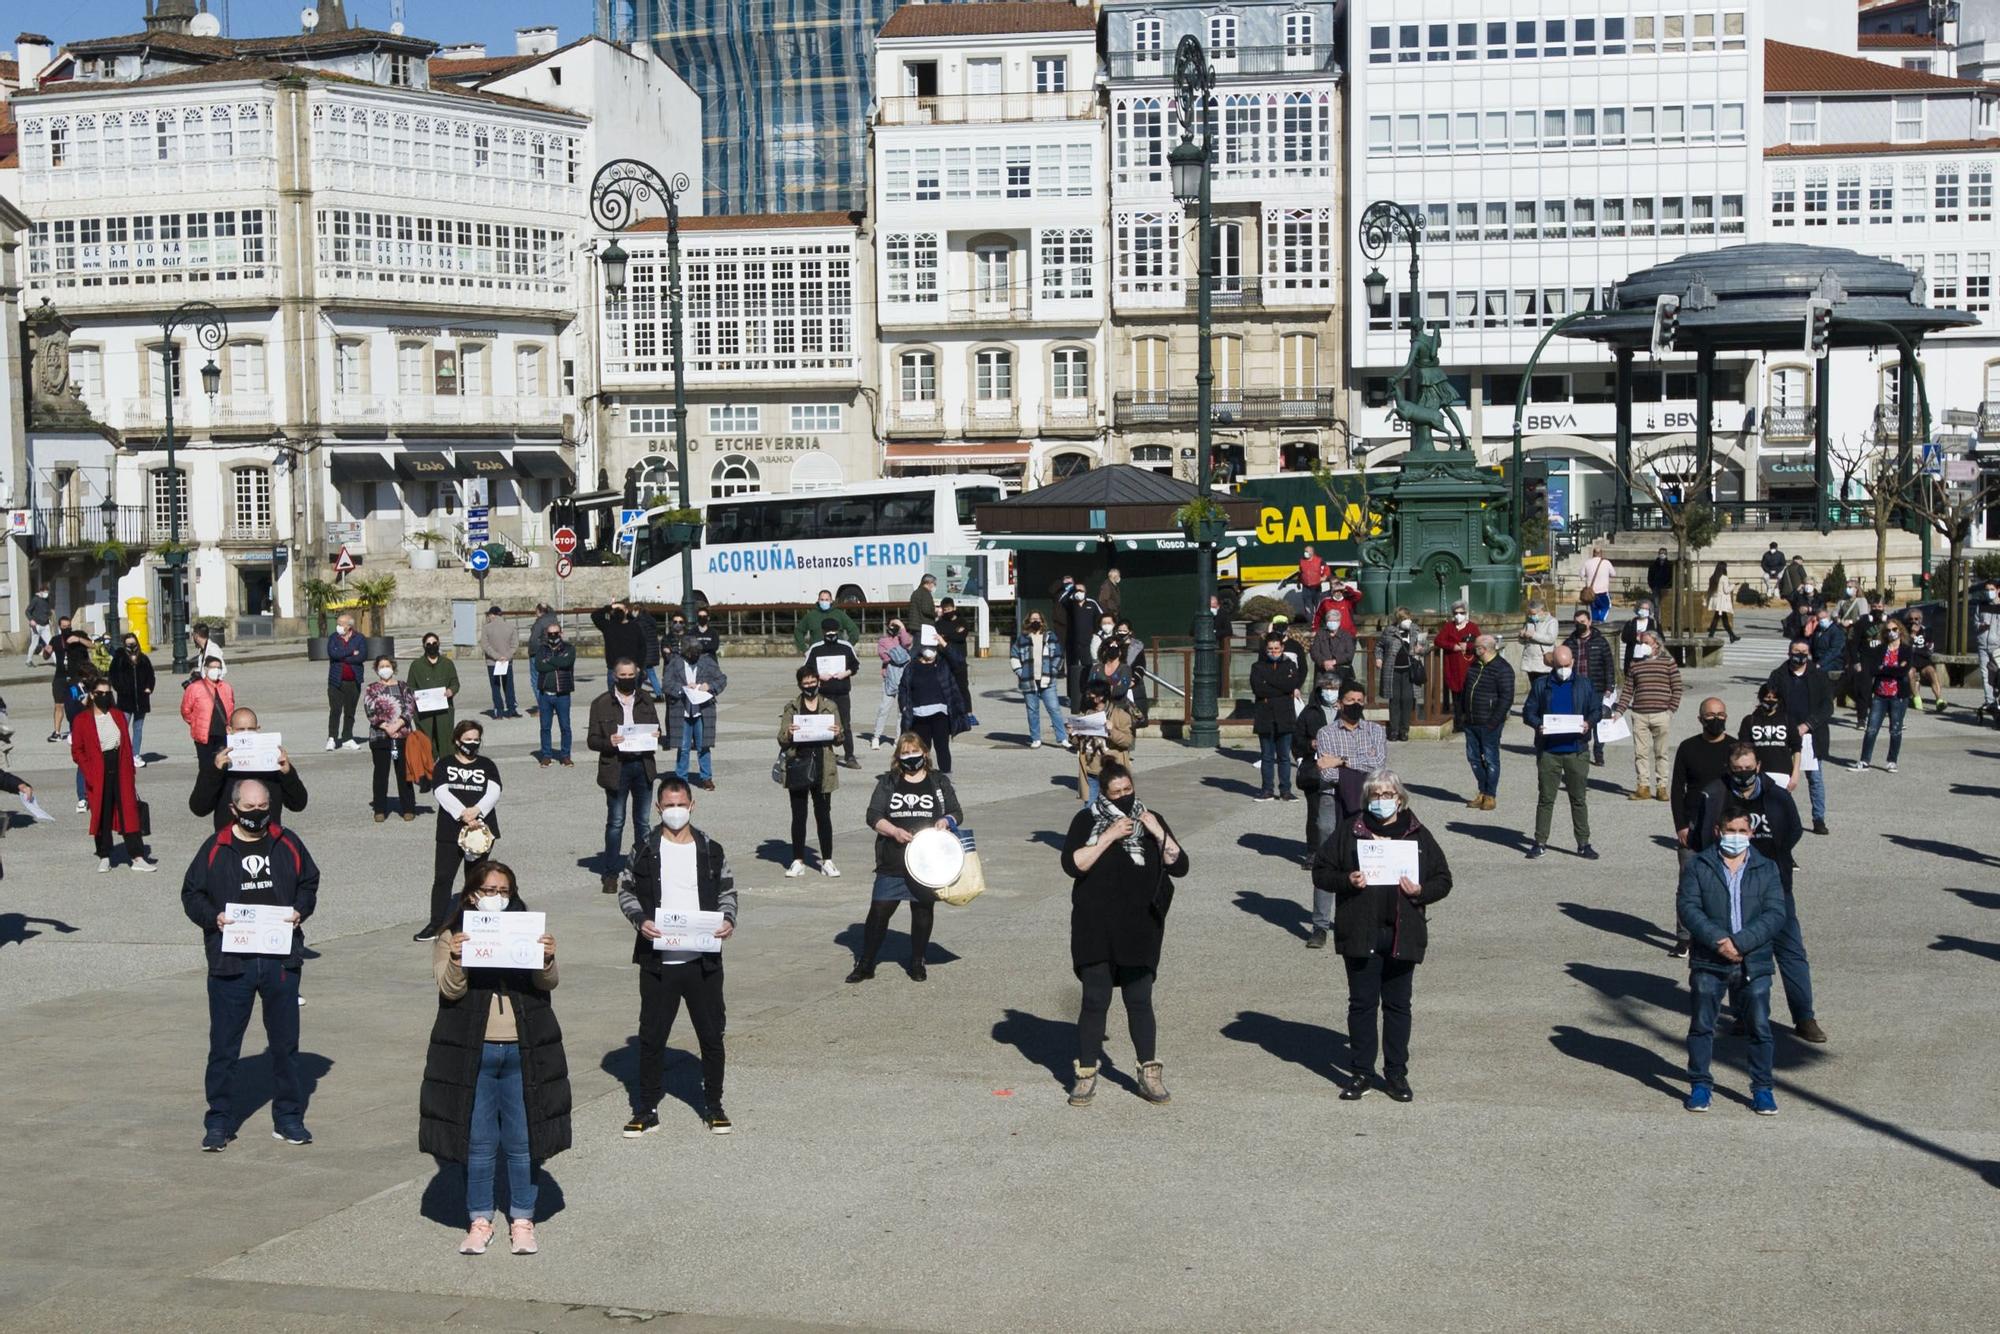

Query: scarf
[1087,794,1150,867]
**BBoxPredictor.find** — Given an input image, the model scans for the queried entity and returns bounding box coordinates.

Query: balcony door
[973,245,1011,312]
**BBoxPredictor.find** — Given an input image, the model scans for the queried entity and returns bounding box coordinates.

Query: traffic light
[1650,294,1681,356]
[1805,298,1833,359]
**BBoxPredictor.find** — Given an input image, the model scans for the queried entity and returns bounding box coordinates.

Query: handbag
[770,751,787,786]
[1408,650,1428,688]
[136,799,152,837]
[783,746,821,791]
[934,825,986,907]
[402,726,435,784]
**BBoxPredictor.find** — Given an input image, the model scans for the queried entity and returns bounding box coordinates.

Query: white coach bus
[626,475,1015,608]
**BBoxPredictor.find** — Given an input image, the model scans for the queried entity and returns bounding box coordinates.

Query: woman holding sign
[418,720,503,943]
[778,665,842,878]
[364,657,419,821]
[423,860,569,1257]
[1311,769,1453,1104]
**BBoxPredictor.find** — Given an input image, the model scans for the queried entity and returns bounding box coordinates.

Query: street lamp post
[591,158,697,631]
[1170,34,1220,749]
[100,491,120,649]
[158,300,225,675]
[1358,201,1427,447]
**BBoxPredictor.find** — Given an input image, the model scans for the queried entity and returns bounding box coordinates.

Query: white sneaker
[784,859,808,878]
[96,858,111,874]
[870,738,882,750]
[822,859,841,878]
[1884,762,1898,773]
[76,798,89,813]
[1849,760,1868,772]
[131,858,159,874]
[324,737,337,751]
[341,739,363,750]
[1029,739,1043,749]
[132,756,147,768]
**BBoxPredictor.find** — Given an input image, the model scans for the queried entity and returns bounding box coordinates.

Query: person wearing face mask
[1373,609,1424,743]
[591,600,646,674]
[1089,613,1121,672]
[1765,641,1833,834]
[325,614,369,751]
[1460,635,1514,813]
[1854,618,1916,773]
[407,634,461,769]
[180,778,321,1149]
[1609,629,1683,801]
[364,656,419,821]
[1095,567,1124,622]
[1842,594,1893,724]
[792,588,860,655]
[179,655,237,771]
[1759,542,1786,600]
[619,777,736,1136]
[191,707,307,832]
[1092,639,1134,720]
[779,666,842,877]
[664,636,727,790]
[108,633,156,767]
[849,734,962,983]
[1778,553,1812,608]
[425,860,567,1255]
[1974,579,2000,722]
[1308,681,1390,948]
[1702,562,1740,644]
[73,677,159,873]
[418,720,504,942]
[1646,547,1674,611]
[1060,763,1189,1107]
[480,606,522,721]
[909,574,940,634]
[1312,579,1363,637]
[1521,645,1602,860]
[1312,769,1453,1102]
[1250,633,1306,803]
[588,659,661,893]
[1738,688,1802,793]
[1072,681,1136,805]
[1900,609,1946,713]
[1113,619,1150,724]
[1677,805,1790,1115]
[1618,600,1658,675]
[1517,599,1559,687]
[899,636,968,774]
[663,612,689,660]
[1292,677,1335,861]
[1060,584,1102,708]
[805,618,863,770]
[934,597,972,715]
[873,619,915,750]
[1011,611,1068,750]
[530,623,577,767]
[188,623,225,679]
[1309,605,1357,688]
[690,609,723,661]
[1433,602,1480,730]
[1563,611,1616,767]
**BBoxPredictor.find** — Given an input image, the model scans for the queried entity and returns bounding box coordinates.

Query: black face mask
[123,643,138,655]
[459,740,482,757]
[93,692,114,709]
[683,648,701,661]
[1758,700,1779,714]
[547,633,561,643]
[823,632,839,642]
[424,644,440,658]
[235,808,273,833]
[1028,622,1043,632]
[897,754,926,773]
[1729,772,1758,793]
[1701,717,1727,738]
[1110,794,1137,815]
[1340,703,1365,723]
[1788,653,1809,668]
[802,685,819,698]
[697,617,709,626]
[615,678,637,694]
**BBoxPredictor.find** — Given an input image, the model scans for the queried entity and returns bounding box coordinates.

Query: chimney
[439,42,487,60]
[14,33,53,87]
[515,26,559,57]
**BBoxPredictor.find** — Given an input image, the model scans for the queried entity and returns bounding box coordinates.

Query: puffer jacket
[1676,846,1789,978]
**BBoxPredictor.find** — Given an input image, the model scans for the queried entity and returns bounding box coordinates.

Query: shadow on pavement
[0,912,79,949]
[1883,834,2000,869]
[1929,934,2000,963]
[1236,832,1304,863]
[419,1161,567,1227]
[1219,1009,1348,1084]
[1948,783,2000,801]
[1405,782,1462,806]
[1557,902,1677,950]
[1199,773,1263,799]
[1444,820,1533,853]
[831,922,961,969]
[755,838,795,868]
[1944,887,2000,911]
[599,1037,704,1120]
[1564,961,1684,1015]
[1547,1024,1686,1103]
[1231,889,1312,940]
[228,1050,335,1132]
[990,1008,1075,1089]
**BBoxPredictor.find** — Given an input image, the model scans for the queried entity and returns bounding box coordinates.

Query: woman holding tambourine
[847,732,963,984]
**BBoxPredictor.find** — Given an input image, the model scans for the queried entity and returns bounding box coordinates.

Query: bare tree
[1828,432,1899,599]
[1609,441,1720,639]
[1901,465,2000,652]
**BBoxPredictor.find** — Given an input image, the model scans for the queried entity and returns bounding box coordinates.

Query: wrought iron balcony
[1106,44,1340,81]
[1762,407,1810,442]
[1113,388,1339,427]
[877,91,1099,126]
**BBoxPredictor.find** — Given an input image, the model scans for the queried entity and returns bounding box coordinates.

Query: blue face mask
[1367,797,1399,821]
[1718,832,1751,857]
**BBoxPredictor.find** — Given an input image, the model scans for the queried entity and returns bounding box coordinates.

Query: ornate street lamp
[159,299,226,674]
[591,158,696,628]
[1170,34,1220,749]
[100,490,121,648]
[1358,201,1426,430]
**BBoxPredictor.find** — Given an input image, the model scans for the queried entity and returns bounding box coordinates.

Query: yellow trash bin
[124,598,152,654]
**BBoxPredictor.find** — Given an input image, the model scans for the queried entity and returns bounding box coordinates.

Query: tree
[1610,441,1719,639]
[1901,465,2000,653]
[1827,432,1898,599]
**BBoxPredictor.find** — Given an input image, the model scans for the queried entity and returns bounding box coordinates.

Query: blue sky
[29,0,598,57]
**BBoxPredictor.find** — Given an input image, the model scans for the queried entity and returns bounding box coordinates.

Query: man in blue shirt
[1520,645,1603,860]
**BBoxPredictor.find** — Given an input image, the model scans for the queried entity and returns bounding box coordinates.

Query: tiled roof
[880,2,1096,40]
[1767,138,1997,157]
[1765,39,1991,93]
[65,26,434,58]
[1858,32,1945,49]
[631,210,863,233]
[429,54,539,82]
[0,57,19,85]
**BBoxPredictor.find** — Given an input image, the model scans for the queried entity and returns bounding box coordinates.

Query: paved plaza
[0,619,1996,1332]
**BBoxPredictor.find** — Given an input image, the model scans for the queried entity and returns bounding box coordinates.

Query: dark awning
[328,452,396,484]
[394,452,456,482]
[515,449,576,483]
[455,450,512,479]
[568,489,623,510]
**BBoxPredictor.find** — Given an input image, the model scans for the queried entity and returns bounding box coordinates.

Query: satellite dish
[390,20,405,34]
[300,7,320,32]
[189,12,222,36]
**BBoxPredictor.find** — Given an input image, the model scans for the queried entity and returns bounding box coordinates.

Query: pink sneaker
[458,1218,495,1255]
[509,1218,539,1255]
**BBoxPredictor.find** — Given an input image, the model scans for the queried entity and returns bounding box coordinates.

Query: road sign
[616,507,645,553]
[467,505,490,540]
[467,547,492,574]
[552,526,579,556]
[333,545,357,574]
[1945,458,1980,483]
[1922,443,1945,479]
[555,555,574,579]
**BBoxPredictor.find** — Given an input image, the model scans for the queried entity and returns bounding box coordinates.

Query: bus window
[879,493,935,536]
[629,525,655,572]
[706,503,744,546]
[818,497,874,538]
[772,499,817,542]
[956,486,1001,526]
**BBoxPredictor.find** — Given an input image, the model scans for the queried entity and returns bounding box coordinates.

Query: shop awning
[394,452,456,482]
[515,449,575,483]
[568,489,624,510]
[328,451,397,484]
[454,450,512,479]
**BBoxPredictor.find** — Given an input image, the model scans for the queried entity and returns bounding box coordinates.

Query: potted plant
[91,538,130,567]
[405,529,445,571]
[302,577,341,659]
[1173,496,1232,545]
[351,573,398,658]
[656,506,703,547]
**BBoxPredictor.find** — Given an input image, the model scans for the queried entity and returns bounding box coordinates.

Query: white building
[1103,0,1345,485]
[596,211,875,507]
[870,0,1107,491]
[1347,0,1763,531]
[1762,39,2000,550]
[1,192,30,647]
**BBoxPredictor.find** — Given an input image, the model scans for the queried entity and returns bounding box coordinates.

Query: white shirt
[658,838,701,967]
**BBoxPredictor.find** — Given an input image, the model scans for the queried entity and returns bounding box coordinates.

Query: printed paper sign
[462,910,547,969]
[414,687,452,714]
[1595,716,1632,744]
[220,903,294,955]
[789,712,837,743]
[616,723,662,753]
[225,731,283,771]
[814,654,847,679]
[653,907,727,953]
[1354,839,1421,888]
[1540,713,1587,735]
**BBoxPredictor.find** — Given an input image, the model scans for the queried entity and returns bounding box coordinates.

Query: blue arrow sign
[467,548,492,574]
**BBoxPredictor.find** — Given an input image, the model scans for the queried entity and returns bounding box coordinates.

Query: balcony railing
[317,160,581,215]
[1113,388,1340,427]
[877,91,1099,125]
[1106,43,1341,81]
[211,395,275,429]
[1763,408,1811,442]
[27,505,146,555]
[19,156,279,204]
[328,394,566,428]
[22,270,283,308]
[315,268,574,313]
[880,297,1035,328]
[1041,400,1098,436]
[963,404,1021,437]
[885,401,944,438]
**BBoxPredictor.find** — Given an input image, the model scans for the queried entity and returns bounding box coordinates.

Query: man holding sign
[178,779,322,1151]
[806,617,863,771]
[1521,646,1602,861]
[616,777,737,1138]
[191,708,309,831]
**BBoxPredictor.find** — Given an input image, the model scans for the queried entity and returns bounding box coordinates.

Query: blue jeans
[465,1041,536,1223]
[488,664,518,716]
[130,713,147,757]
[1464,724,1502,797]
[675,714,712,782]
[1083,775,1101,806]
[1259,732,1294,796]
[1023,681,1068,744]
[604,758,653,869]
[643,666,664,698]
[1773,888,1815,1025]
[1860,695,1907,765]
[536,691,572,760]
[1802,765,1826,823]
[1687,968,1773,1093]
[204,957,303,1134]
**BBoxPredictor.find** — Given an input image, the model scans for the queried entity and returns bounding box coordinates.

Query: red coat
[1434,620,1481,692]
[71,709,143,837]
[1314,586,1361,631]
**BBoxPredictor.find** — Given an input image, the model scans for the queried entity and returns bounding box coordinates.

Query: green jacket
[794,604,861,654]
[407,654,461,698]
[778,695,841,794]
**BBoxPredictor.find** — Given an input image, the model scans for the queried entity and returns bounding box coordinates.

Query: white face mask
[1319,689,1338,705]
[1453,614,1468,626]
[207,668,223,681]
[1399,619,1413,631]
[659,806,692,831]
[377,667,394,680]
[1633,645,1653,660]
[1555,666,1573,681]
[475,894,510,913]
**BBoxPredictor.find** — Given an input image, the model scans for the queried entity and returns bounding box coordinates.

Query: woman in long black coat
[1310,768,1453,1105]
[420,860,570,1257]
[1059,762,1189,1108]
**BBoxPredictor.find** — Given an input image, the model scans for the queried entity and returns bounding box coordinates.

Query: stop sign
[552,525,579,556]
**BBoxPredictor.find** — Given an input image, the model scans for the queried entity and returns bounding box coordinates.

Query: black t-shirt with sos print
[1738,711,1801,779]
[865,771,965,876]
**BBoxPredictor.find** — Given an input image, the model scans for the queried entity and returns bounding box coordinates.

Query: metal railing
[877,91,1099,125]
[1113,387,1340,427]
[1763,407,1810,442]
[1583,499,1878,535]
[962,405,1021,436]
[1106,43,1340,79]
[27,505,147,553]
[884,402,944,437]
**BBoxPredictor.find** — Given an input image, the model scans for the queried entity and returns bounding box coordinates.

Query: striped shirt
[1314,719,1388,775]
[1616,656,1684,715]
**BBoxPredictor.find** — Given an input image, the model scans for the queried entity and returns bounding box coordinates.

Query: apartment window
[1837,171,1861,225]
[1266,207,1332,290]
[1135,17,1163,61]
[1967,253,1993,314]
[1543,199,1568,239]
[1281,334,1315,395]
[1514,110,1537,147]
[1603,17,1627,54]
[1455,111,1479,149]
[1602,107,1626,145]
[148,343,185,404]
[231,466,273,538]
[67,346,104,403]
[1601,198,1626,237]
[1367,25,1390,64]
[1721,103,1745,141]
[1514,19,1536,58]
[1660,197,1685,237]
[1895,98,1925,143]
[1214,222,1244,293]
[628,407,669,433]
[1803,170,1829,226]
[965,59,1001,96]
[1544,18,1567,57]
[1208,15,1238,60]
[914,148,941,201]
[1513,200,1538,240]
[1484,201,1508,241]
[1632,106,1656,146]
[1574,17,1597,55]
[1691,104,1714,141]
[388,54,413,87]
[1770,366,1808,415]
[1662,15,1685,52]
[1366,115,1391,154]
[973,245,1011,307]
[884,233,939,303]
[560,359,576,395]
[1935,254,1961,308]
[1427,23,1450,62]
[708,405,760,434]
[1937,165,1962,221]
[1214,335,1241,397]
[974,348,1013,401]
[332,340,365,396]
[1033,57,1066,93]
[397,341,426,395]
[1424,203,1450,243]
[1631,197,1656,238]
[226,341,266,396]
[790,404,842,433]
[1544,109,1567,147]
[1982,99,1997,131]
[1971,163,1994,221]
[898,350,936,402]
[1788,100,1818,146]
[1117,210,1176,291]
[1904,165,1931,224]
[1131,336,1168,398]
[459,344,487,397]
[711,454,761,499]
[1396,114,1420,150]
[1485,20,1508,60]
[1050,347,1090,400]
[1131,445,1173,476]
[1574,108,1596,145]
[1722,194,1745,234]
[514,344,544,396]
[1285,13,1314,56]
[1690,195,1715,235]
[149,468,189,535]
[1723,12,1745,50]
[1454,202,1480,241]
[1039,229,1094,300]
[1870,168,1896,223]
[1572,197,1596,238]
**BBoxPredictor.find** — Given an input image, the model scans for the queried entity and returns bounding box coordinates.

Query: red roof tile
[1765,39,1991,93]
[429,54,539,82]
[1858,32,1946,49]
[880,3,1096,41]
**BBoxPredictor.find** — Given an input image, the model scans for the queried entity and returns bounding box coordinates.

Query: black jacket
[586,689,660,791]
[1463,655,1516,732]
[109,649,157,717]
[615,826,736,973]
[1563,628,1616,694]
[179,824,321,975]
[1249,654,1304,735]
[418,893,571,1165]
[804,640,862,697]
[1669,733,1736,829]
[1312,808,1454,962]
[591,606,646,668]
[864,769,964,876]
[634,609,662,668]
[1292,699,1330,792]
[189,758,309,829]
[1646,556,1673,592]
[1062,805,1190,973]
[1686,775,1803,892]
[1763,665,1833,764]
